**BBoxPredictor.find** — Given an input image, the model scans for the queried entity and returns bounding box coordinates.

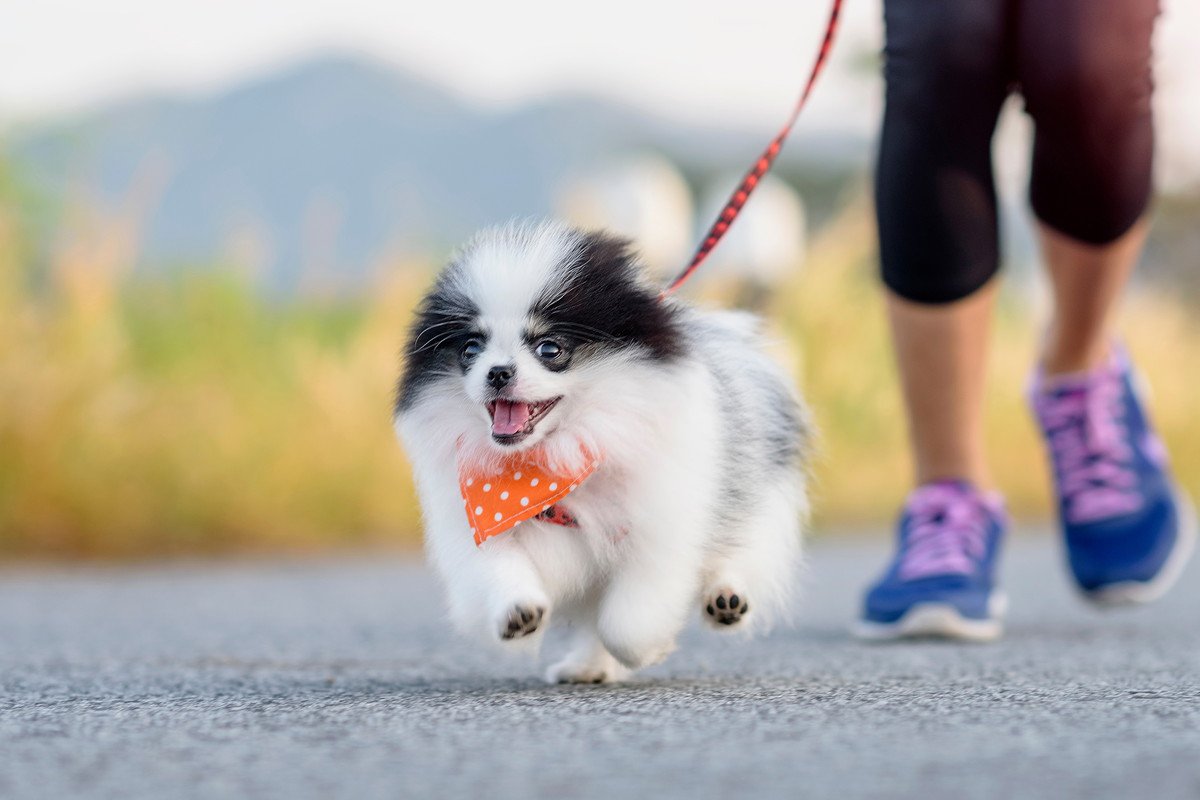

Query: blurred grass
[0,187,423,557]
[1,180,1198,558]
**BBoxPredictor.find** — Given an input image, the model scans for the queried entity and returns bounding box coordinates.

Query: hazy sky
[1,0,880,123]
[2,0,1198,185]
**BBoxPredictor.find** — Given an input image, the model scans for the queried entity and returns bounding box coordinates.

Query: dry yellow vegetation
[1,192,1196,558]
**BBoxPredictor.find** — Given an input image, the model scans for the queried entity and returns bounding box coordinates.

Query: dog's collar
[457,447,601,546]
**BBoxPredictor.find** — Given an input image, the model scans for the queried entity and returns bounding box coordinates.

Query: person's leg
[887,283,997,488]
[1019,0,1193,605]
[1017,0,1157,371]
[874,0,1012,489]
[1037,220,1147,375]
[859,0,1013,640]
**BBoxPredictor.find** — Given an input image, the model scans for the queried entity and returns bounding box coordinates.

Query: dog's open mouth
[487,397,562,444]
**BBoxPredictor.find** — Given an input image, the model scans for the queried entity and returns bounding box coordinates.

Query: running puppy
[394,221,811,683]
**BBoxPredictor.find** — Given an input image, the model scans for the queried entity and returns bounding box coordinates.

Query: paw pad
[500,604,546,640]
[704,589,749,626]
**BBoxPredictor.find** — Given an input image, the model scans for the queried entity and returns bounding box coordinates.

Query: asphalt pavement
[1,533,1198,800]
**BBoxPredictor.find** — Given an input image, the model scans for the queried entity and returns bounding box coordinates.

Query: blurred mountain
[5,54,864,289]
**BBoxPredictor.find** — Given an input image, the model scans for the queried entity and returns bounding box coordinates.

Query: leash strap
[661,0,844,297]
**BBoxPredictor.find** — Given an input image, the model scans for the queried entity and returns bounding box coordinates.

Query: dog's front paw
[704,587,749,627]
[497,603,546,640]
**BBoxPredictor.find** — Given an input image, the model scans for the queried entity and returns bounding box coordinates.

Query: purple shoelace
[898,482,999,581]
[1032,355,1143,525]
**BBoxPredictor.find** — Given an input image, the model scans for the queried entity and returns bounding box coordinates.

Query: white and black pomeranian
[394,221,810,683]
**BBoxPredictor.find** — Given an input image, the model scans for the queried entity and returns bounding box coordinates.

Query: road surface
[1,534,1198,799]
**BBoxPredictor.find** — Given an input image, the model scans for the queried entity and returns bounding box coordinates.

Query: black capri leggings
[875,0,1158,304]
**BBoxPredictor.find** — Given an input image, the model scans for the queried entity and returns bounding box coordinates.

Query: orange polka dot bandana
[458,450,602,546]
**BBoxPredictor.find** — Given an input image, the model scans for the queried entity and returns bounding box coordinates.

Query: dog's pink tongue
[491,399,532,436]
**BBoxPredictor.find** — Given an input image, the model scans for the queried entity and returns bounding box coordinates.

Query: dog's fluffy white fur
[395,221,811,683]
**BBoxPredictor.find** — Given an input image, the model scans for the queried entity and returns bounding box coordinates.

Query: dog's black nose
[487,364,514,389]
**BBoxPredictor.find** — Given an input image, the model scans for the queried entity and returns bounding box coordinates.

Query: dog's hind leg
[545,622,630,685]
[702,480,805,631]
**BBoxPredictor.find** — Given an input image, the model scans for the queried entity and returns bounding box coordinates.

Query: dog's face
[396,223,681,453]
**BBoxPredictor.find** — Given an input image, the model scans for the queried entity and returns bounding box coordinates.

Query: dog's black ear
[573,231,637,279]
[394,270,478,414]
[532,230,682,361]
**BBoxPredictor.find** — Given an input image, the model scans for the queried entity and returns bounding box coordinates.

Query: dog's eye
[460,339,483,363]
[534,340,563,360]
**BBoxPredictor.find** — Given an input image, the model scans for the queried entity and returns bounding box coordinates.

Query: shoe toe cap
[1066,491,1181,590]
[864,574,992,623]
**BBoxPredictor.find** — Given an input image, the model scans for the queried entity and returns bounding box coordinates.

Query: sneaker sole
[853,592,1007,643]
[1082,488,1197,608]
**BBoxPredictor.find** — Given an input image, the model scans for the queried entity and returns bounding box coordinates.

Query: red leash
[661,0,844,297]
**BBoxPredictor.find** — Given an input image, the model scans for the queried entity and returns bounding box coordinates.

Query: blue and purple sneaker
[1030,346,1196,606]
[856,481,1008,641]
